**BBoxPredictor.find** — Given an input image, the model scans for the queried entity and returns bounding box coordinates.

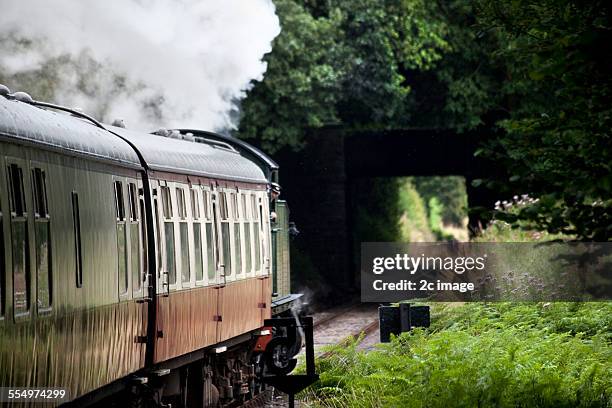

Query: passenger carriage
[0,87,314,407]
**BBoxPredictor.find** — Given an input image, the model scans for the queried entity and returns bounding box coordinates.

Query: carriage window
[203,191,215,281]
[114,181,125,221]
[219,192,228,220]
[176,188,187,220]
[191,189,200,220]
[251,196,257,221]
[202,190,210,219]
[8,164,30,314]
[221,222,231,276]
[242,193,253,274]
[253,196,261,272]
[234,223,242,275]
[154,198,162,273]
[191,190,203,281]
[205,223,215,280]
[244,220,252,275]
[71,192,83,288]
[165,222,176,285]
[176,187,190,283]
[160,186,176,284]
[32,168,48,218]
[8,164,26,217]
[32,168,51,310]
[180,222,189,283]
[218,191,231,276]
[114,182,128,295]
[253,222,261,272]
[231,193,239,219]
[128,183,140,293]
[128,183,138,221]
[138,198,148,291]
[161,186,173,219]
[193,223,203,281]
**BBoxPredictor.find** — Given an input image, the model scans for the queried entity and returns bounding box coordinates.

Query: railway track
[312,303,380,358]
[237,304,380,407]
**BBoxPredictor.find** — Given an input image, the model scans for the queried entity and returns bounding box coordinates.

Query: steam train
[0,85,316,407]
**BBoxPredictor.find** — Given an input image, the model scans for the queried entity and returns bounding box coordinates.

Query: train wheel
[265,337,298,376]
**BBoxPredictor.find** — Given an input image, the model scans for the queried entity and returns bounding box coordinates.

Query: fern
[304,302,612,407]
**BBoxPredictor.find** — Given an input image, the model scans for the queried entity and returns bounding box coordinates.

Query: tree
[238,0,347,151]
[239,0,453,152]
[476,0,612,240]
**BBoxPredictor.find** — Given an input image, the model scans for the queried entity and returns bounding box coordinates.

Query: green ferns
[306,302,611,407]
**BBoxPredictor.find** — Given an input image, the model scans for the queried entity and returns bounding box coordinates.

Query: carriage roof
[0,96,267,184]
[110,126,267,183]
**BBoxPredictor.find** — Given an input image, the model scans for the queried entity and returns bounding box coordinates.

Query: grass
[474,219,567,242]
[302,302,612,407]
[398,178,435,242]
[303,184,609,407]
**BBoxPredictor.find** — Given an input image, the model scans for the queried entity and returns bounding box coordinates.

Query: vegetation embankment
[303,301,612,407]
[305,211,611,407]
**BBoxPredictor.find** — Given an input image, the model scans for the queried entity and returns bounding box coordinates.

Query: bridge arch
[274,128,500,298]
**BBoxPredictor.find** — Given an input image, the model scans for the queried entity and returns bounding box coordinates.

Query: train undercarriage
[80,314,316,408]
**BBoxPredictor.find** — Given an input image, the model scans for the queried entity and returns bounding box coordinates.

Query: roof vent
[112,119,126,128]
[0,84,10,96]
[13,91,33,103]
[153,128,170,137]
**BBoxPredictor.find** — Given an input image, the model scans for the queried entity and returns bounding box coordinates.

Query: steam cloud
[0,0,280,132]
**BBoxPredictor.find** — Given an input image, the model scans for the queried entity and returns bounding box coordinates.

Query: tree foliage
[239,0,459,152]
[413,176,468,226]
[306,302,612,407]
[242,0,612,240]
[238,0,347,150]
[476,0,612,240]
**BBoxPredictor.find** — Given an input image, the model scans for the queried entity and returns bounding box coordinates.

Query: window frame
[31,164,52,314]
[191,187,206,286]
[176,187,187,221]
[243,191,254,277]
[202,186,217,285]
[128,181,144,298]
[176,185,191,287]
[218,188,233,281]
[234,190,244,278]
[259,192,271,277]
[114,179,130,300]
[6,159,31,319]
[159,183,178,290]
[252,193,263,275]
[161,185,173,220]
[71,191,83,289]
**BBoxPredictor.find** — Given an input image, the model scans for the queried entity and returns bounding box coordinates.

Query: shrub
[305,302,612,407]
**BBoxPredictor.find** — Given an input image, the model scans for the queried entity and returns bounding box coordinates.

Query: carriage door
[210,185,224,286]
[210,185,225,341]
[259,194,272,323]
[150,180,169,362]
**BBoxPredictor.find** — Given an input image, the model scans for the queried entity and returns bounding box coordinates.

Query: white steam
[0,0,280,131]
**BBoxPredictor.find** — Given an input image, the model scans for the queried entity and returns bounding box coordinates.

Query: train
[0,84,317,407]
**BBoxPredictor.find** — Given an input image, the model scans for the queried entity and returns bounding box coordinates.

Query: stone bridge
[274,128,500,299]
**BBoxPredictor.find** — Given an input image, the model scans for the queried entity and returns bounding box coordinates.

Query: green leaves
[474,0,612,240]
[307,302,612,407]
[238,0,347,152]
[239,0,461,152]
